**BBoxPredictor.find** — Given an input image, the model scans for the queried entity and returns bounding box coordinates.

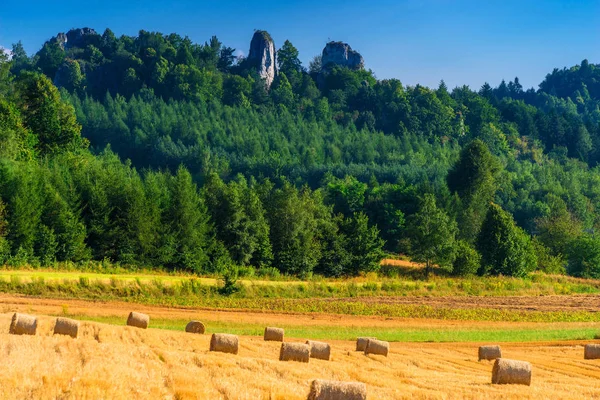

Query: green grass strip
[61,314,600,343]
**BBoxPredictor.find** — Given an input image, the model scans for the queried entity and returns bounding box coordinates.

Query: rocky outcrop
[66,28,98,49]
[52,28,99,50]
[321,41,364,72]
[247,30,276,89]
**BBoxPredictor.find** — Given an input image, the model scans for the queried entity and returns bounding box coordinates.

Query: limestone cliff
[247,30,276,89]
[321,41,364,71]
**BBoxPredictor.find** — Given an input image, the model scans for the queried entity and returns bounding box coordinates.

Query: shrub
[452,240,481,276]
[532,237,565,274]
[219,266,241,295]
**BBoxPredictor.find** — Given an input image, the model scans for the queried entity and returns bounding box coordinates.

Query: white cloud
[235,49,245,59]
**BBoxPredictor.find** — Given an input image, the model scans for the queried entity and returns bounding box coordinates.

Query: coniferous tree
[447,139,499,242]
[166,166,213,272]
[477,203,537,277]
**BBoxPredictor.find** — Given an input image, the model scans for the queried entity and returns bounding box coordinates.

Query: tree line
[2,28,600,278]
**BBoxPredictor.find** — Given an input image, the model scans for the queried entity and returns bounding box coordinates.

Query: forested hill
[1,27,600,279]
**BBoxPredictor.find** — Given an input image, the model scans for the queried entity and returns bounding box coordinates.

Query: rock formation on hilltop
[52,28,98,50]
[247,30,277,89]
[321,41,364,72]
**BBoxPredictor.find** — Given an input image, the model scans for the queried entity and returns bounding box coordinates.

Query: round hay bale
[264,326,284,342]
[185,320,205,334]
[210,333,239,354]
[53,317,80,339]
[9,313,37,335]
[584,344,600,359]
[306,340,331,361]
[491,358,532,385]
[479,345,502,361]
[126,311,149,329]
[355,337,376,352]
[364,339,389,357]
[279,342,310,363]
[308,379,367,400]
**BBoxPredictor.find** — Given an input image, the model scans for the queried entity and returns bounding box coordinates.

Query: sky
[1,0,599,89]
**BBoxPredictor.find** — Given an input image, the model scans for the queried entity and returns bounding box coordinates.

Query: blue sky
[1,0,599,89]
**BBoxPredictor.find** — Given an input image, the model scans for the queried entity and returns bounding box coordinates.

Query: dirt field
[331,294,600,313]
[1,295,600,399]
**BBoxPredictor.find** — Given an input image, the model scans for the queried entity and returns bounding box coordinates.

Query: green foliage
[325,175,367,217]
[166,167,212,272]
[448,139,499,242]
[263,182,321,277]
[452,240,481,276]
[477,203,537,277]
[568,235,600,279]
[407,194,458,275]
[535,194,582,257]
[16,72,87,154]
[341,212,385,275]
[277,40,302,76]
[219,265,241,295]
[531,237,565,275]
[203,173,272,267]
[1,28,600,281]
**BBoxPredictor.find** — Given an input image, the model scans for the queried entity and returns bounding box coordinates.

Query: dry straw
[126,312,149,329]
[53,317,80,338]
[264,326,284,342]
[584,344,600,359]
[308,379,367,400]
[478,345,502,361]
[210,333,239,354]
[491,358,532,385]
[279,342,310,363]
[306,340,331,361]
[9,313,37,335]
[364,339,389,357]
[355,337,376,352]
[185,320,205,334]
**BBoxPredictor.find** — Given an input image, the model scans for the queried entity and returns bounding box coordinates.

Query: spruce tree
[477,203,537,277]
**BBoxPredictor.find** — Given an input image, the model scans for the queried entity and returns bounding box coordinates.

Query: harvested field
[1,293,600,343]
[346,294,600,313]
[1,312,600,399]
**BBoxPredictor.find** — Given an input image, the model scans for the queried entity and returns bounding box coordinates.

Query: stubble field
[2,295,600,399]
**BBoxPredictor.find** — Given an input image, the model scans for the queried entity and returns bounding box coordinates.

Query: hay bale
[53,317,80,339]
[9,313,37,335]
[279,342,310,363]
[210,333,239,354]
[306,340,331,361]
[479,345,502,361]
[491,358,532,385]
[355,337,376,352]
[126,311,149,329]
[308,379,367,400]
[364,339,389,357]
[185,320,205,334]
[264,326,284,342]
[584,344,600,359]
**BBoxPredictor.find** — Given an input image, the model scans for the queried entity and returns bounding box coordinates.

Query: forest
[2,27,600,279]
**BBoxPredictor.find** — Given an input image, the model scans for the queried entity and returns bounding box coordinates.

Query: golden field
[1,296,600,399]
